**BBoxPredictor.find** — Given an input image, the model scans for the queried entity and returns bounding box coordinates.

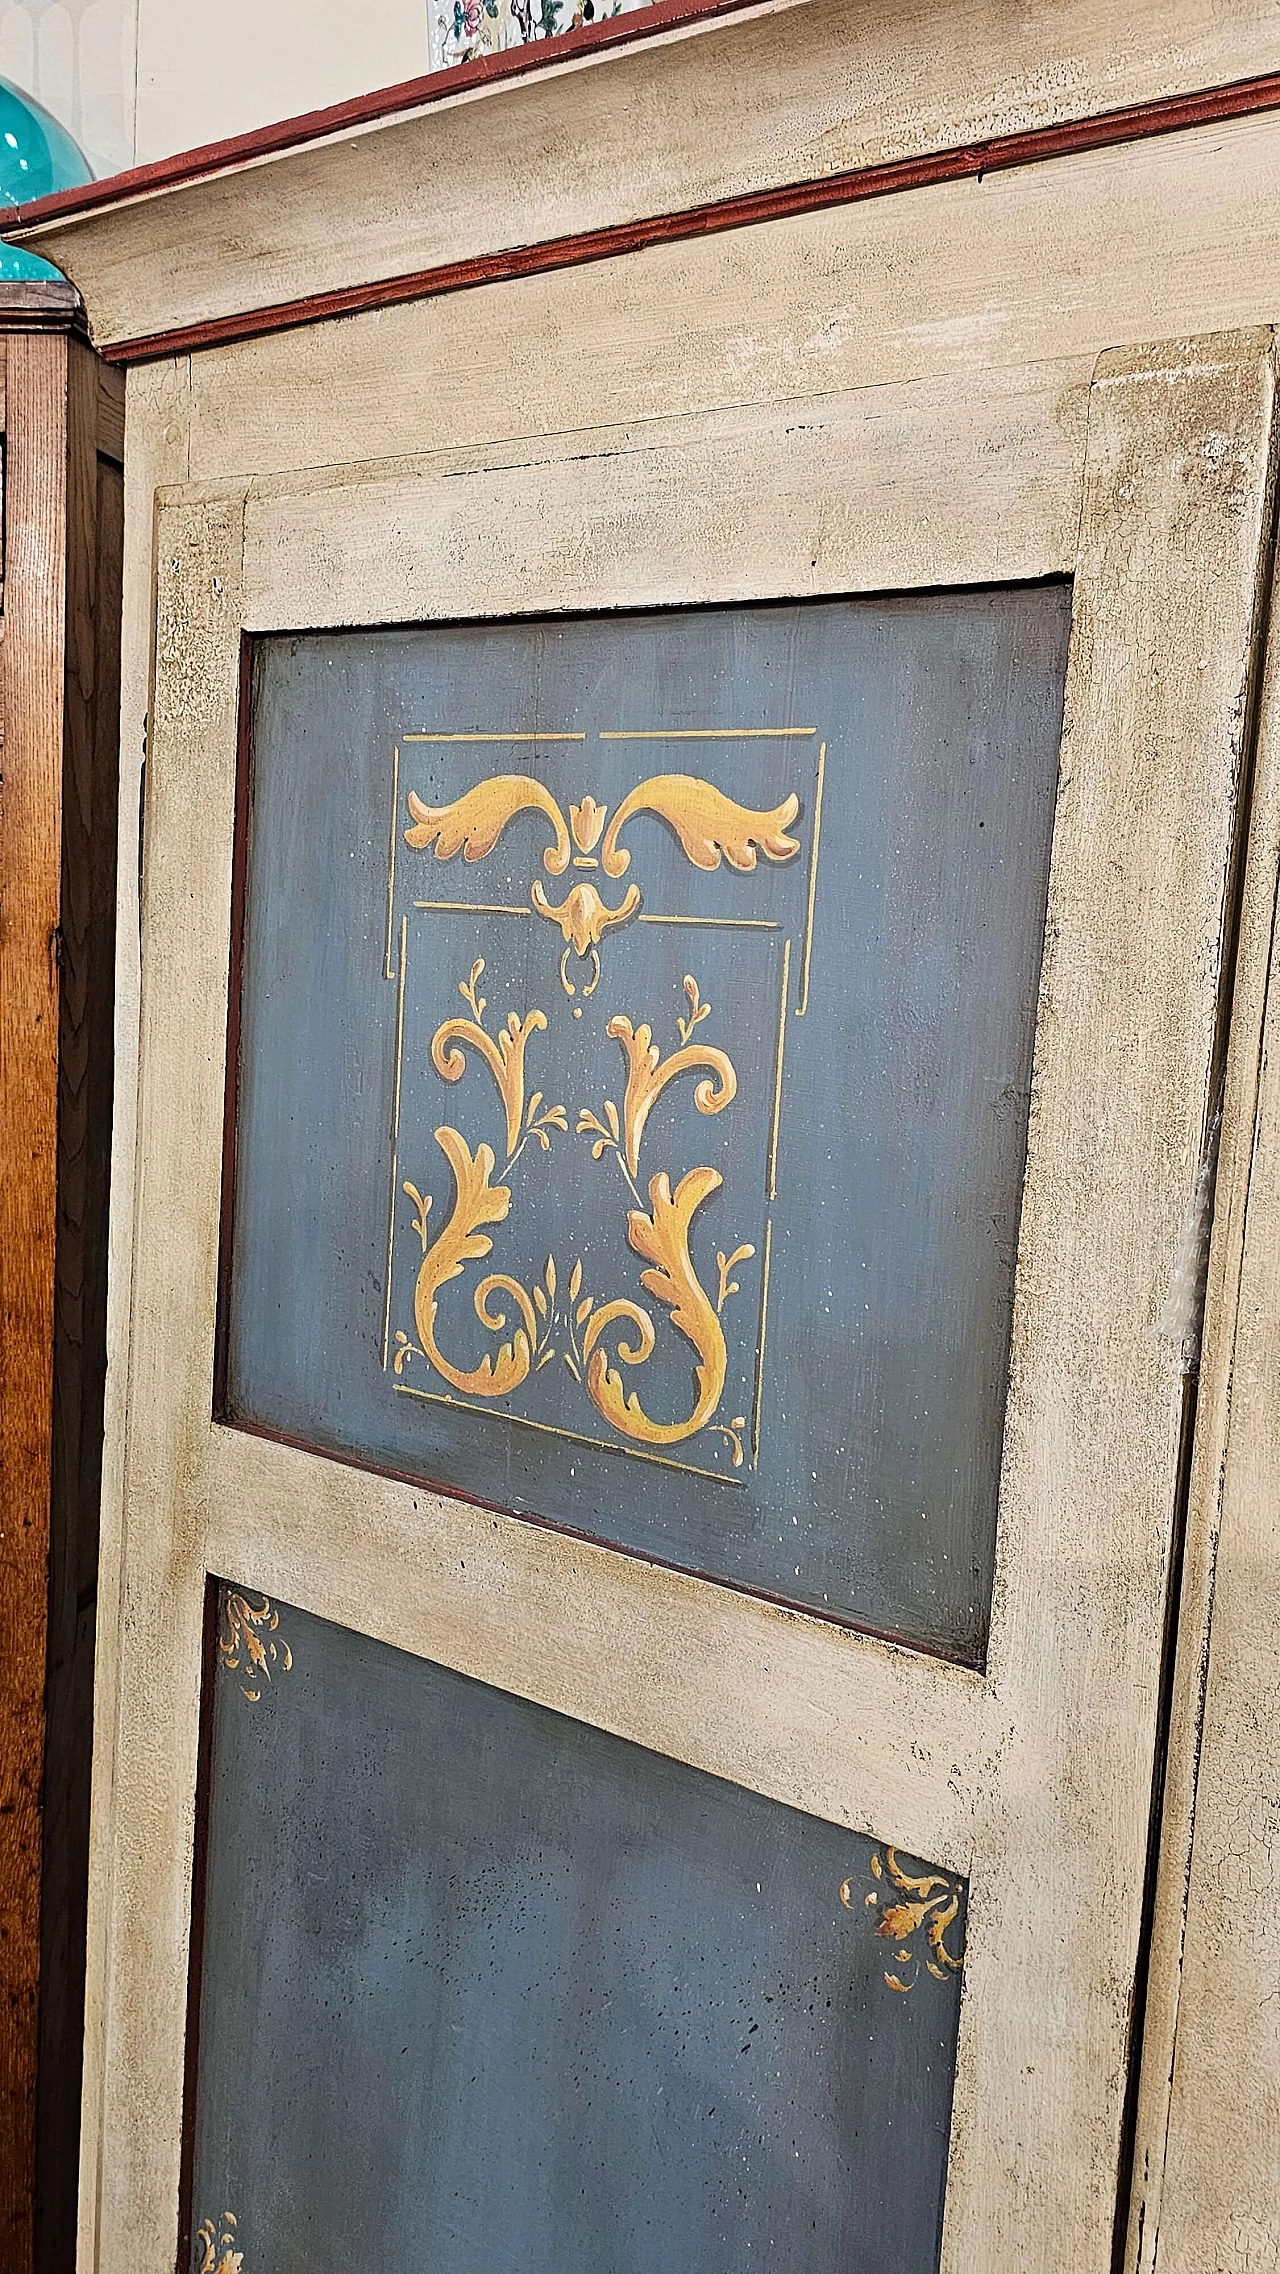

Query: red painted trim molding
[76,65,1280,367]
[0,0,764,233]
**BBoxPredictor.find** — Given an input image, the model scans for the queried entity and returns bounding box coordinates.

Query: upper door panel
[223,588,1069,1661]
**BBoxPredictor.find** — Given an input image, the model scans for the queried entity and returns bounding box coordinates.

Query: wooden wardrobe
[0,279,123,2274]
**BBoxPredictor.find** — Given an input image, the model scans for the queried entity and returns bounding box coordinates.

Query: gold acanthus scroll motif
[431,956,550,1157]
[412,1127,536,1397]
[403,770,802,987]
[599,775,801,876]
[408,960,566,1397]
[398,958,752,1458]
[584,1165,728,1445]
[405,776,571,872]
[605,1010,736,1178]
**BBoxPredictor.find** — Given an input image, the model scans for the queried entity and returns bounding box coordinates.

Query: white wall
[132,0,427,163]
[0,0,431,176]
[0,0,136,175]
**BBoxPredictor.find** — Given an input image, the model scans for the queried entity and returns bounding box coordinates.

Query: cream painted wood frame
[93,327,1277,2274]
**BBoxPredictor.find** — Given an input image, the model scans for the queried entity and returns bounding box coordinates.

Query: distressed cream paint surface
[1123,500,1280,2270]
[28,7,1280,2272]
[20,0,1280,347]
[76,318,1276,2274]
[1157,989,1280,2274]
[76,352,190,2262]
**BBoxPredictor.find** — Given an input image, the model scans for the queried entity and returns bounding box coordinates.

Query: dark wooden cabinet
[0,279,123,2274]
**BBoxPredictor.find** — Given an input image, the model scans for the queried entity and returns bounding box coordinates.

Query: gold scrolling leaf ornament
[406,958,564,1393]
[432,981,549,1158]
[569,992,738,1444]
[600,774,801,876]
[218,1593,292,1703]
[403,773,802,981]
[412,1126,536,1397]
[396,761,800,1456]
[584,1165,727,1446]
[402,961,747,1454]
[605,1010,736,1177]
[405,776,571,873]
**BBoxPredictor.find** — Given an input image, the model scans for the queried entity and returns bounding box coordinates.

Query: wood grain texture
[17,0,1280,356]
[0,327,67,2274]
[0,285,83,335]
[32,342,123,2274]
[95,369,125,469]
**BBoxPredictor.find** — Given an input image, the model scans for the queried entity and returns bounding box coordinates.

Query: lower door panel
[189,1585,964,2274]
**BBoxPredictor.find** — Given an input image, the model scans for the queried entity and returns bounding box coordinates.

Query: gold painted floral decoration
[841,1846,965,1994]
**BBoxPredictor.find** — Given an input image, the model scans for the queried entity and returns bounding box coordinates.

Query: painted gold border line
[402,731,584,742]
[638,913,778,930]
[599,728,816,740]
[414,899,531,916]
[381,915,409,1371]
[383,741,401,983]
[393,1379,743,1486]
[768,939,791,1203]
[751,1214,773,1472]
[797,739,825,1018]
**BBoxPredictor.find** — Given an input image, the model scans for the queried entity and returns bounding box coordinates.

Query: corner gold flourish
[218,1594,292,1703]
[196,2212,244,2274]
[841,1847,965,1994]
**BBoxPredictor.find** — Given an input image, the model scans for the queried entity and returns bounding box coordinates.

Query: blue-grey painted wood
[189,1588,966,2272]
[223,589,1069,1660]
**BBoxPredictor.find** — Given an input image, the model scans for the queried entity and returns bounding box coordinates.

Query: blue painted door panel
[223,588,1068,1662]
[190,1589,966,2274]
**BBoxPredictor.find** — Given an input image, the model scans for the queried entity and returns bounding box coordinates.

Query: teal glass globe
[0,77,92,281]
